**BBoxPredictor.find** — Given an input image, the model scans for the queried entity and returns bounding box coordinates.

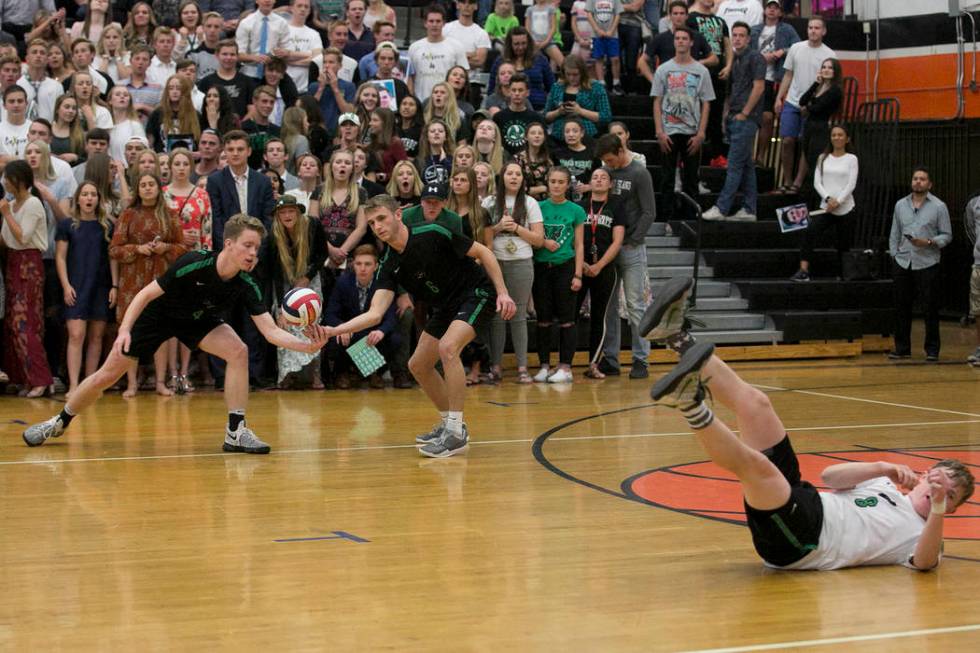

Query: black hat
[421,180,448,201]
[274,194,306,214]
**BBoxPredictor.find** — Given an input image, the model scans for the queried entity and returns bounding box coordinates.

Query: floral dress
[164,185,213,250]
[109,206,187,322]
[514,151,551,200]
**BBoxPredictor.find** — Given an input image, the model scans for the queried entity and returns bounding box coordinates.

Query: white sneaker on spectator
[698,182,711,195]
[533,366,551,383]
[730,208,757,222]
[547,368,573,383]
[702,206,725,221]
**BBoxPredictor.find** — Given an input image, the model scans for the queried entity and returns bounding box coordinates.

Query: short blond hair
[224,214,268,241]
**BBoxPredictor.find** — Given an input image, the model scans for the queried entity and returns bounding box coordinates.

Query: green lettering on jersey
[425,280,440,294]
[411,223,453,240]
[854,496,879,508]
[239,271,263,302]
[175,256,216,277]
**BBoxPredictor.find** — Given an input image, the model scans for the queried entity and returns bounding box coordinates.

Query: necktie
[258,16,269,78]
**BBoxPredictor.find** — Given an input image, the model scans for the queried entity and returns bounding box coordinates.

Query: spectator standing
[481,61,515,116]
[595,133,655,379]
[444,0,491,71]
[192,129,224,183]
[494,73,543,155]
[108,88,148,165]
[652,26,714,221]
[366,107,408,181]
[121,45,163,121]
[526,0,564,69]
[773,16,835,195]
[472,118,505,174]
[314,47,356,130]
[688,0,732,166]
[487,27,554,111]
[68,40,117,98]
[408,4,469,103]
[366,41,412,107]
[481,161,545,383]
[586,0,623,95]
[18,39,63,121]
[514,121,551,200]
[387,160,423,207]
[543,55,612,141]
[325,20,359,83]
[365,0,397,30]
[416,118,456,185]
[55,182,118,394]
[553,118,597,201]
[638,1,716,92]
[188,11,226,81]
[206,130,276,244]
[147,27,179,87]
[570,0,595,65]
[396,94,424,158]
[197,40,256,118]
[1,161,53,397]
[887,168,952,362]
[716,0,763,32]
[242,85,282,167]
[146,76,202,152]
[280,0,323,94]
[484,0,520,45]
[94,24,133,84]
[343,0,376,62]
[0,87,33,161]
[749,0,799,164]
[285,152,322,208]
[71,71,114,132]
[966,195,980,367]
[615,0,645,94]
[532,167,585,384]
[123,2,158,50]
[577,167,624,379]
[789,124,858,282]
[236,0,292,80]
[703,21,766,222]
[790,58,843,198]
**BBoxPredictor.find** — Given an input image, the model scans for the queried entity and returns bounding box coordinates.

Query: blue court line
[274,531,369,543]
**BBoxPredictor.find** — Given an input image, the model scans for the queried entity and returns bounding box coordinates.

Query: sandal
[584,365,606,380]
[516,370,533,384]
[466,376,482,386]
[771,184,800,195]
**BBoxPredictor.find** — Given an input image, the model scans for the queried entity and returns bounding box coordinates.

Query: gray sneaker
[415,423,446,445]
[419,425,469,458]
[967,347,980,366]
[223,423,271,454]
[23,415,66,447]
[640,276,695,342]
[650,342,715,409]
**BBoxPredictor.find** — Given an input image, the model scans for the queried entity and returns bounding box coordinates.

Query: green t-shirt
[401,205,463,235]
[535,199,586,265]
[485,14,520,40]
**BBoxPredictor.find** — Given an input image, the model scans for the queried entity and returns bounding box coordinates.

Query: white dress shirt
[146,56,177,87]
[235,10,292,79]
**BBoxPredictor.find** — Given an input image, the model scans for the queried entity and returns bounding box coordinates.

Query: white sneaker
[223,422,271,454]
[547,368,573,383]
[702,206,725,221]
[699,182,712,195]
[730,208,757,222]
[532,366,551,383]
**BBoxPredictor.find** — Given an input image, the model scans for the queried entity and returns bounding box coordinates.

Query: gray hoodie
[603,159,656,246]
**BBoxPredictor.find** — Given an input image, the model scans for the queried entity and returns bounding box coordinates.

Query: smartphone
[904,234,913,240]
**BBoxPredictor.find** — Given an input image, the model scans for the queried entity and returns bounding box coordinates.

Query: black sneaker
[639,276,694,342]
[887,351,911,360]
[650,342,715,407]
[789,269,810,282]
[629,361,649,379]
[597,358,621,376]
[925,353,939,362]
[611,84,625,96]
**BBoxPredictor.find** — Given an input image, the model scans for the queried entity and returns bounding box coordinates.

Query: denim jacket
[749,22,800,82]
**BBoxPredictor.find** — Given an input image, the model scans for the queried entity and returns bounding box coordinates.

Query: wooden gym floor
[1,323,979,651]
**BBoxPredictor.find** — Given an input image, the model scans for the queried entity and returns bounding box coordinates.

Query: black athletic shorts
[124,307,224,364]
[744,435,824,567]
[424,283,496,339]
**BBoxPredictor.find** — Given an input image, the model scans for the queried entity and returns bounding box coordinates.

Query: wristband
[931,497,947,515]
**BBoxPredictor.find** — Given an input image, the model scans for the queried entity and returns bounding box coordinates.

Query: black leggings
[576,263,618,366]
[533,259,578,367]
[800,211,853,269]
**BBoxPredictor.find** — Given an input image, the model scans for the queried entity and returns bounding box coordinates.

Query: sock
[445,411,463,435]
[59,406,76,427]
[665,330,698,355]
[681,401,714,430]
[228,410,246,431]
[439,410,449,424]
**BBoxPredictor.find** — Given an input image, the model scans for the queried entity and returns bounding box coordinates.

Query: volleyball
[281,288,322,327]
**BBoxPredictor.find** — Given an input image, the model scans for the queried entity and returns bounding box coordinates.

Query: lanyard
[588,198,606,263]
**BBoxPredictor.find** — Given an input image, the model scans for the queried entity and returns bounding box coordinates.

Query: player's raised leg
[197,324,270,454]
[418,320,476,458]
[22,348,134,446]
[651,343,791,511]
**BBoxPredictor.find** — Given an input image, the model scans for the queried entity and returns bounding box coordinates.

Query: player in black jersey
[323,195,517,458]
[23,215,327,454]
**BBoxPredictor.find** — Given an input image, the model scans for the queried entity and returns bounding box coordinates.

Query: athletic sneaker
[415,423,445,445]
[650,342,715,408]
[790,269,810,282]
[223,423,271,454]
[547,368,573,383]
[639,276,694,342]
[730,208,757,222]
[533,366,551,383]
[419,425,469,458]
[967,347,980,365]
[629,361,649,379]
[698,182,712,195]
[701,206,725,221]
[22,415,66,447]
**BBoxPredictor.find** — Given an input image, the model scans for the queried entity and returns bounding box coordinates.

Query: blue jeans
[644,0,663,31]
[601,244,651,369]
[716,117,759,215]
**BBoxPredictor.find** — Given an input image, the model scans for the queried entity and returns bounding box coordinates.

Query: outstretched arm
[911,468,955,570]
[323,289,396,337]
[820,461,917,491]
[252,312,327,353]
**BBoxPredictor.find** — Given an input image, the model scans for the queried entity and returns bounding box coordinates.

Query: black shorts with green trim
[423,283,496,339]
[124,307,225,364]
[744,435,824,567]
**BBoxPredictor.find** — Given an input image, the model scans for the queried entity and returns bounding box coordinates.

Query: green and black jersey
[375,224,490,306]
[151,250,267,320]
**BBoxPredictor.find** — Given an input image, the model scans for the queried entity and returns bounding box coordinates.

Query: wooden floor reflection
[2,325,979,651]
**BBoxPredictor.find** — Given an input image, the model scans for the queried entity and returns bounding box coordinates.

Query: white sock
[439,410,449,424]
[445,411,463,434]
[681,402,714,430]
